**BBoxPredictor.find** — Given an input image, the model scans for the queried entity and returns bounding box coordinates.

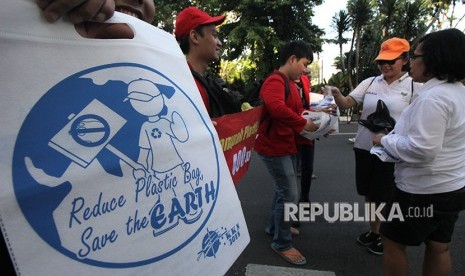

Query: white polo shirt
[349,73,420,151]
[381,78,465,194]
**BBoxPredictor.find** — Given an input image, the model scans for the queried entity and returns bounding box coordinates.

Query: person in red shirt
[254,40,317,266]
[294,69,316,207]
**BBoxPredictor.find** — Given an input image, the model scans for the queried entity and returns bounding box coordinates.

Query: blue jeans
[259,153,298,251]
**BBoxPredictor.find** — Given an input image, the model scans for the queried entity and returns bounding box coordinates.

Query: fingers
[67,0,115,23]
[37,0,115,23]
[372,134,384,146]
[330,86,341,96]
[304,120,317,132]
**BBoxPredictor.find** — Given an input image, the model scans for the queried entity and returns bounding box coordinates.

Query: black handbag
[358,99,396,133]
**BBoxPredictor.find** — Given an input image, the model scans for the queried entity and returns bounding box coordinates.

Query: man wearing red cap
[175,7,242,118]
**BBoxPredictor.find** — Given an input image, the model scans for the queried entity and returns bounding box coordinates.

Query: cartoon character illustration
[124,79,203,236]
[126,79,189,182]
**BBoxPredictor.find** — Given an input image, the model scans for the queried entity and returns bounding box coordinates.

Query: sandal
[265,227,300,236]
[290,227,300,236]
[271,245,307,265]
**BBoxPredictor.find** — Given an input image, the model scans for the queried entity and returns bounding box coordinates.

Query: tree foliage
[329,0,463,92]
[151,0,464,92]
[153,0,324,88]
[330,10,351,74]
[220,0,324,81]
[347,0,373,89]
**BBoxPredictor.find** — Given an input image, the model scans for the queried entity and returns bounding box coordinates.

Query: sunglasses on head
[376,58,401,66]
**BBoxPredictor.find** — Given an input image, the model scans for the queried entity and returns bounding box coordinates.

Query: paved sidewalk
[245,264,335,276]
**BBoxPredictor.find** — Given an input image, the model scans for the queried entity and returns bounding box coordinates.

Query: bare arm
[330,86,357,110]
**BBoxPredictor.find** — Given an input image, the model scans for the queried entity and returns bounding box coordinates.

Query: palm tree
[331,10,351,74]
[347,0,373,89]
[396,0,429,40]
[407,0,454,45]
[378,0,400,37]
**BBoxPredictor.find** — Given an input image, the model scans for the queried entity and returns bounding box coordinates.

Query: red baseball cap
[175,7,226,39]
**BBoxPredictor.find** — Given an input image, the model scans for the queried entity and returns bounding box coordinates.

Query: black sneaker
[356,231,379,246]
[367,236,383,255]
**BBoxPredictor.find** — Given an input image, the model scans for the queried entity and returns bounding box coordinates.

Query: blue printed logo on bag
[12,63,221,267]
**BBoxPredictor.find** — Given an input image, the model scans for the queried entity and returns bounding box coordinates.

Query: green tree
[220,0,324,81]
[323,0,464,92]
[378,0,400,37]
[330,10,351,74]
[347,0,373,89]
[153,0,325,88]
[395,0,429,40]
[152,0,235,34]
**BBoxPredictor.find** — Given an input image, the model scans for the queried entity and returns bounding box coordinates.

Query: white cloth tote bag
[0,1,249,275]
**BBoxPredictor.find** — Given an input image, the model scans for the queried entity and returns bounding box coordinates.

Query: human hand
[304,119,318,132]
[171,111,189,142]
[321,104,338,115]
[328,86,342,98]
[37,0,115,23]
[373,133,385,146]
[323,129,336,138]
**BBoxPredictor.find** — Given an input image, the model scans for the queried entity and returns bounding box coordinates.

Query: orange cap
[374,38,410,61]
[175,7,225,39]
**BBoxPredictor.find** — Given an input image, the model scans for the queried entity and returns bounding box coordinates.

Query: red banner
[214,106,263,185]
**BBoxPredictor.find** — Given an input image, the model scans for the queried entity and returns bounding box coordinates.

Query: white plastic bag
[300,110,338,140]
[370,146,400,162]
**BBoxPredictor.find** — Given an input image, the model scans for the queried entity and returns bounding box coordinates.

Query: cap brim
[202,15,226,26]
[374,52,402,61]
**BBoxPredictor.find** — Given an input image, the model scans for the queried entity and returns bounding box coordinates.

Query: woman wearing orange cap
[329,37,421,255]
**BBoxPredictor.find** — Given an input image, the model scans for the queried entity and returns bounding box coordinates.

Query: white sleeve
[381,97,447,163]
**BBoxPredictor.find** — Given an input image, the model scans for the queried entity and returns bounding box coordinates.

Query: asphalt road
[226,122,465,276]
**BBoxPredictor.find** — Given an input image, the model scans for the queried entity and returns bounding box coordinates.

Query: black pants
[354,147,395,204]
[298,143,315,202]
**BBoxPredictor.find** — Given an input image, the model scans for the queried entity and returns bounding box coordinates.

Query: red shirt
[188,63,211,115]
[193,77,210,115]
[254,70,307,156]
[300,74,311,109]
[296,74,313,145]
